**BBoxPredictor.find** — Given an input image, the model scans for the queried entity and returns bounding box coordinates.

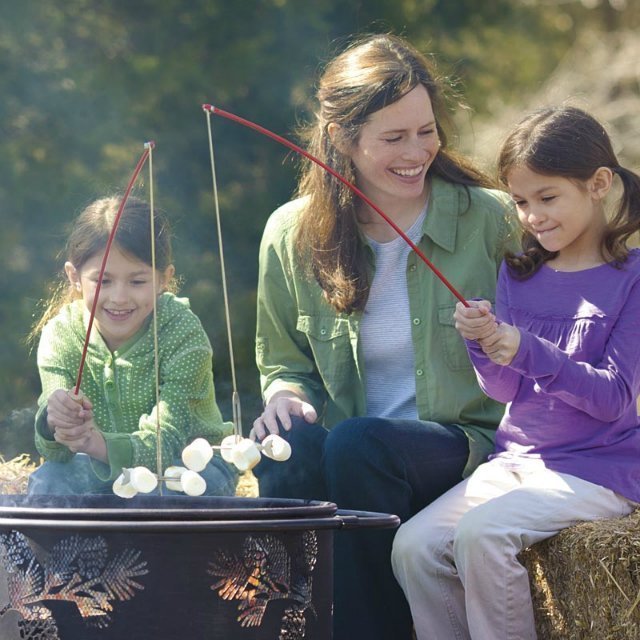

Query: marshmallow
[261,434,292,462]
[182,437,214,472]
[129,467,159,494]
[164,465,187,492]
[180,469,207,496]
[113,473,138,499]
[219,435,242,463]
[230,438,261,471]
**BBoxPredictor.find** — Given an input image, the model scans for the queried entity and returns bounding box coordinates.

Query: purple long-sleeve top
[466,249,640,502]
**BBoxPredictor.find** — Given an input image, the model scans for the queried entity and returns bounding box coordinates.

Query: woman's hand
[251,390,317,440]
[478,323,521,367]
[453,300,498,341]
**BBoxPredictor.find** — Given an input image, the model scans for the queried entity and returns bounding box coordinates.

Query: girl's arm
[454,265,524,403]
[506,279,640,422]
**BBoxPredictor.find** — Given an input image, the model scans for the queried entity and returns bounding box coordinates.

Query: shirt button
[416,369,424,376]
[409,264,417,272]
[412,318,421,325]
[320,328,327,336]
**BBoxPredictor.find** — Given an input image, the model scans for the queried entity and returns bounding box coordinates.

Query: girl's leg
[392,460,519,640]
[324,417,470,640]
[27,454,113,495]
[453,464,635,640]
[252,416,329,500]
[161,455,239,497]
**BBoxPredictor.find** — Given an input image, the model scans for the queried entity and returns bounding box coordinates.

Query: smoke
[0,406,38,462]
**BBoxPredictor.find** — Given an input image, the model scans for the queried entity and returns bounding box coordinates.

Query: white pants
[391,458,635,640]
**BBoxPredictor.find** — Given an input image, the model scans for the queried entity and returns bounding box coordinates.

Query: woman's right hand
[251,391,317,440]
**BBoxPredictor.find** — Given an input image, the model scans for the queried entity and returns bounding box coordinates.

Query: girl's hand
[46,389,93,434]
[56,424,108,462]
[453,300,498,341]
[478,323,521,366]
[251,391,317,440]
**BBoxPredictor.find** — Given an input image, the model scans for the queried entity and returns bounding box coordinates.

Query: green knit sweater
[35,292,233,480]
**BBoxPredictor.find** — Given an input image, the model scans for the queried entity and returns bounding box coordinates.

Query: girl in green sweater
[28,196,236,496]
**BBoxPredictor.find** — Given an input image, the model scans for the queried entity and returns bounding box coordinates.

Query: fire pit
[0,495,398,639]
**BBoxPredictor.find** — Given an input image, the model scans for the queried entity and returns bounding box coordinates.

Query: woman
[252,34,518,640]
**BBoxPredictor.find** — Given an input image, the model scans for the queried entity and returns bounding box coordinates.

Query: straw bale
[0,454,38,495]
[521,509,640,639]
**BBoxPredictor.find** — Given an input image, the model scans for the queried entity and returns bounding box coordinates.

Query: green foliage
[0,0,635,453]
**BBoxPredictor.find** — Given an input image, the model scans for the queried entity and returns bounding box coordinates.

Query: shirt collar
[421,176,462,253]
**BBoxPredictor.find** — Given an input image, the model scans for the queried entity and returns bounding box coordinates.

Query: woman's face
[348,84,439,214]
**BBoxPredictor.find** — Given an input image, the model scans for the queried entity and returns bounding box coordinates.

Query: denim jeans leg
[27,454,113,495]
[324,417,470,640]
[252,416,329,501]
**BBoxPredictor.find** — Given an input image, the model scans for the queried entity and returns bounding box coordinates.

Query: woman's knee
[324,417,384,466]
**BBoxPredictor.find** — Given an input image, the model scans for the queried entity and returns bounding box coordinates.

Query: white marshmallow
[180,470,207,496]
[219,435,242,463]
[181,437,214,472]
[164,465,187,492]
[231,438,261,471]
[129,467,159,494]
[113,473,138,499]
[261,434,292,462]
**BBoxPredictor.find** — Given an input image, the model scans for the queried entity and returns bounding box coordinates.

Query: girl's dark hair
[498,105,640,278]
[295,33,494,314]
[30,195,176,341]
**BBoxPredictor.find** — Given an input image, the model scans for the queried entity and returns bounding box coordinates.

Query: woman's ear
[64,262,82,291]
[589,167,613,200]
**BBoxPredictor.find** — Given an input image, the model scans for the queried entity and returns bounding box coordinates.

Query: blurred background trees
[1,0,638,459]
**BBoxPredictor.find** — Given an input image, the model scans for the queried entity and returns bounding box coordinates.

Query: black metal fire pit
[0,495,399,639]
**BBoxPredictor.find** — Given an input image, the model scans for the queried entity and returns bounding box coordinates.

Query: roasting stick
[204,108,243,441]
[202,104,469,307]
[145,141,164,495]
[73,146,154,397]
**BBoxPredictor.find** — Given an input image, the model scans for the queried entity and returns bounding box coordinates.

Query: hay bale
[0,454,38,494]
[521,509,640,639]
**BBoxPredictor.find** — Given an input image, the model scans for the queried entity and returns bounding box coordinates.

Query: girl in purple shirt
[392,106,640,640]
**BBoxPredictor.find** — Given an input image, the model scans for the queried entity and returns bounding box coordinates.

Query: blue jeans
[28,453,238,497]
[253,416,470,640]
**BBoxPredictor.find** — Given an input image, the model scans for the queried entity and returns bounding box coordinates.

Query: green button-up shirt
[35,292,233,480]
[256,177,519,476]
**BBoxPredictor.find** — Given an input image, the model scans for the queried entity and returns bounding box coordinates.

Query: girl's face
[347,84,440,215]
[507,165,610,267]
[66,245,174,351]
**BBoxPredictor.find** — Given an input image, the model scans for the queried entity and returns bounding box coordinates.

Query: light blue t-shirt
[360,206,427,419]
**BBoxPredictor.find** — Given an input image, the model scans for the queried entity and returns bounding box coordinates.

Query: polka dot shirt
[34,293,233,479]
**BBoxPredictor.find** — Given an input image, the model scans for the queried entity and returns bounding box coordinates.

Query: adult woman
[252,34,518,640]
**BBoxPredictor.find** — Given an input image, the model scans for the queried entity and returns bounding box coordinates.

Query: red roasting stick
[202,104,468,307]
[74,143,155,395]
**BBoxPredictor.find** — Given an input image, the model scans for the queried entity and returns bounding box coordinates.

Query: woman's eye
[383,136,402,143]
[541,195,556,203]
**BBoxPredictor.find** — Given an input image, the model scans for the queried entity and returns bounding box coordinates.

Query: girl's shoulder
[41,300,85,337]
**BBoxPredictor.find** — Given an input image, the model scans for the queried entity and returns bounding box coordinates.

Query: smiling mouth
[391,165,424,178]
[105,309,134,319]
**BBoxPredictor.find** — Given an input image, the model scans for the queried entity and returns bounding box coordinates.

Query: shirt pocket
[296,315,354,388]
[437,304,474,371]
